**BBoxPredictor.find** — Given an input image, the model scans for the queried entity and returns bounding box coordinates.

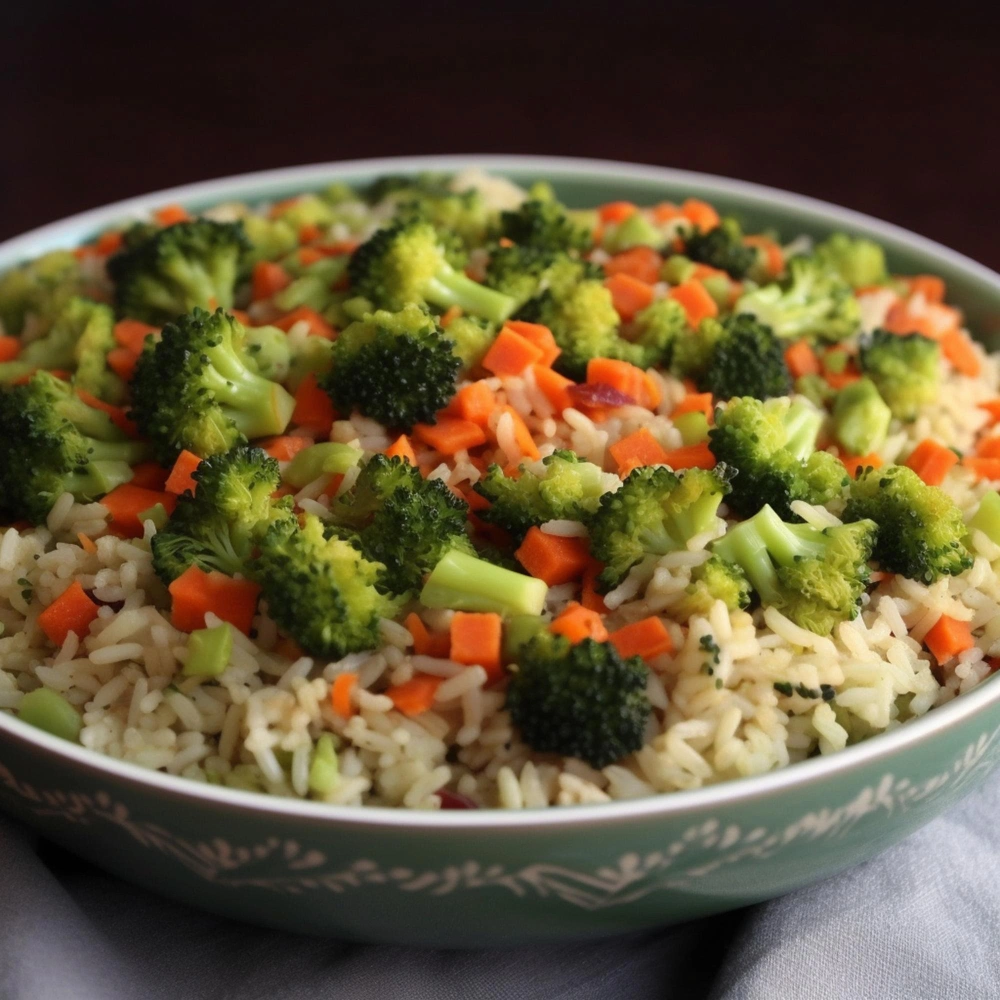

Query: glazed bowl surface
[2,155,999,946]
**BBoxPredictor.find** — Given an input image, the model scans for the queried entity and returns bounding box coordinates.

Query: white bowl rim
[2,152,1000,832]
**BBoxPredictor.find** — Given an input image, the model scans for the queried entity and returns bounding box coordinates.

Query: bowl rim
[2,152,1000,831]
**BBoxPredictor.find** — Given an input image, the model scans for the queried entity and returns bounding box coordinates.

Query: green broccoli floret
[494,199,591,253]
[255,514,398,658]
[735,256,860,342]
[708,396,847,519]
[601,212,664,254]
[843,464,972,582]
[712,503,877,635]
[282,442,363,488]
[813,233,888,289]
[628,298,688,369]
[321,304,459,430]
[0,371,148,524]
[241,214,299,268]
[0,250,85,337]
[151,446,292,583]
[672,555,752,619]
[672,314,792,401]
[588,465,731,591]
[347,220,515,323]
[392,187,493,248]
[130,308,295,464]
[483,245,600,311]
[505,633,651,768]
[420,549,547,617]
[271,256,349,321]
[107,220,250,325]
[286,335,334,393]
[684,218,757,279]
[474,450,610,542]
[441,314,496,373]
[269,194,333,231]
[858,328,940,421]
[327,454,474,595]
[832,377,891,456]
[365,172,454,204]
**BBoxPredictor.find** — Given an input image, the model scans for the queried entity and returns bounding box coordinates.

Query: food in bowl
[1,168,998,812]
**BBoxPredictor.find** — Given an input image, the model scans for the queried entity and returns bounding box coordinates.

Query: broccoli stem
[283,443,364,488]
[832,378,891,456]
[783,399,823,460]
[423,267,515,324]
[968,490,1000,546]
[87,440,150,464]
[420,549,548,617]
[65,460,134,498]
[199,357,295,439]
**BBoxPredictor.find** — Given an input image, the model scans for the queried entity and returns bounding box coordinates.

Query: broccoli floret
[858,328,940,421]
[254,514,398,658]
[107,220,250,325]
[628,298,688,369]
[241,214,299,268]
[813,233,888,289]
[505,633,651,768]
[673,314,792,401]
[151,446,292,583]
[672,555,752,619]
[843,464,972,582]
[713,503,877,635]
[420,549,547,617]
[365,172,454,205]
[684,218,757,280]
[709,396,847,520]
[321,304,459,430]
[794,372,836,409]
[271,256,349,320]
[441,314,496,373]
[347,220,515,323]
[494,199,591,253]
[393,187,493,249]
[0,250,85,337]
[483,245,600,311]
[474,450,610,542]
[286,335,334,393]
[735,256,860,342]
[601,212,664,254]
[588,465,731,591]
[327,454,474,595]
[130,308,295,464]
[269,194,333,231]
[282,442,363,488]
[832,377,891,455]
[0,371,148,523]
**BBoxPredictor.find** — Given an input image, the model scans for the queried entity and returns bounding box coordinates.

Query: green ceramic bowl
[2,156,1000,947]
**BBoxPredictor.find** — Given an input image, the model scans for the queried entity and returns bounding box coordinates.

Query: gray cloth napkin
[2,775,1000,1000]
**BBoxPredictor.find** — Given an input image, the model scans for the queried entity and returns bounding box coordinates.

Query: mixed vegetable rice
[1,168,999,810]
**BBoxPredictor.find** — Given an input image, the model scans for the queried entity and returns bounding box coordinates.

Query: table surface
[4,2,1000,270]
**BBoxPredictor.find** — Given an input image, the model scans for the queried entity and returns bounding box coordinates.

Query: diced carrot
[825,370,860,390]
[672,392,713,422]
[549,602,608,644]
[259,435,313,462]
[273,306,336,339]
[532,364,574,414]
[744,235,785,278]
[386,674,444,716]
[784,340,820,378]
[505,321,561,367]
[941,329,981,377]
[905,439,958,486]
[924,614,975,664]
[113,319,158,353]
[298,223,323,244]
[669,279,719,327]
[608,617,674,661]
[608,428,670,477]
[37,580,100,646]
[75,388,138,438]
[106,347,139,382]
[165,450,202,496]
[515,527,591,586]
[330,672,358,718]
[404,612,452,659]
[449,612,503,681]
[378,434,414,465]
[129,462,169,490]
[154,204,190,226]
[902,275,946,304]
[604,246,663,285]
[976,436,1000,459]
[251,261,292,302]
[451,382,496,426]
[482,326,544,376]
[77,532,97,554]
[414,417,487,455]
[586,357,660,410]
[651,202,681,223]
[292,373,335,436]
[0,336,21,362]
[167,565,261,635]
[840,452,883,478]
[604,272,655,322]
[101,483,177,538]
[978,400,1000,425]
[438,305,463,329]
[680,199,720,231]
[598,201,638,224]
[230,309,252,326]
[884,300,961,340]
[962,457,1000,482]
[580,559,608,613]
[690,263,729,283]
[661,442,716,471]
[315,239,360,258]
[95,230,124,256]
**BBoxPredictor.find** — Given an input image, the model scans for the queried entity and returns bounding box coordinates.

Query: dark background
[4,1,999,268]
